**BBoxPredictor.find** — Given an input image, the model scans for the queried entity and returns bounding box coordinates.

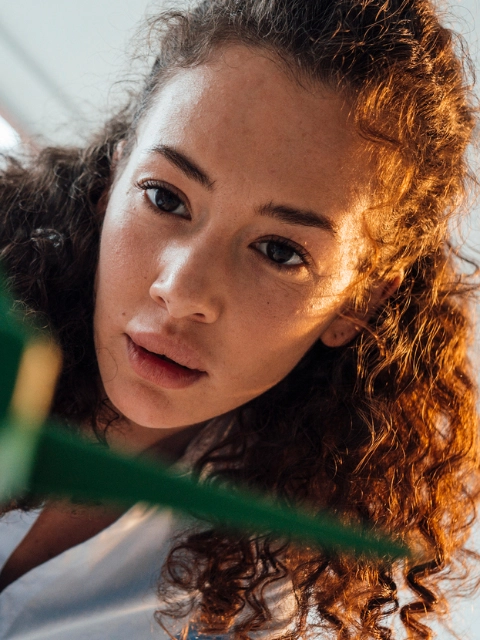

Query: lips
[125,333,207,390]
[147,350,189,369]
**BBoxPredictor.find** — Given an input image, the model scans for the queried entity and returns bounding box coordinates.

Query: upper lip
[127,331,207,372]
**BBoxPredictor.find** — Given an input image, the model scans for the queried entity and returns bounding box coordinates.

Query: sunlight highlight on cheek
[303,262,359,318]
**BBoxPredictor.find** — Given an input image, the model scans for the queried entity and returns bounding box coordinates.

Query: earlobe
[320,273,403,348]
[320,315,362,348]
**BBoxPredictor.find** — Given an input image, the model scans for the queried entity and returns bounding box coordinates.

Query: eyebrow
[147,144,215,190]
[148,144,336,235]
[257,202,337,235]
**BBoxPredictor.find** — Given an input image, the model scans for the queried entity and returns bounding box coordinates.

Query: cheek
[223,279,340,387]
[96,207,153,304]
[245,264,353,337]
[225,244,359,390]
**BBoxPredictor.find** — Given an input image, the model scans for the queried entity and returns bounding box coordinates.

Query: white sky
[0,114,19,151]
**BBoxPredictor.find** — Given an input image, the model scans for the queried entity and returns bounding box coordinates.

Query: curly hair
[0,0,479,638]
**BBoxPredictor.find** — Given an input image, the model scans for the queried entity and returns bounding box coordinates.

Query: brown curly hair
[1,0,479,638]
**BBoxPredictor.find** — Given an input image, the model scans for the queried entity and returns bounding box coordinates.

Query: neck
[84,414,208,463]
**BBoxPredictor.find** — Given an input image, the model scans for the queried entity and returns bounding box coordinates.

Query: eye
[255,237,308,268]
[147,186,187,216]
[138,181,189,217]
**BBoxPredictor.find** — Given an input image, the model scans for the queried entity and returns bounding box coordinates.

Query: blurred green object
[0,283,26,421]
[0,273,410,560]
[0,418,40,498]
[0,275,36,496]
[30,423,408,559]
[0,274,62,497]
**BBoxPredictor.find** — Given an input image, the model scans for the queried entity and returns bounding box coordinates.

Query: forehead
[133,45,371,222]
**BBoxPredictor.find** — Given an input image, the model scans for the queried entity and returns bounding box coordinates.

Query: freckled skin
[94,46,373,445]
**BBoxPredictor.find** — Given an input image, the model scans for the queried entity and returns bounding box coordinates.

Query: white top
[0,421,295,639]
[0,502,180,639]
[0,420,213,640]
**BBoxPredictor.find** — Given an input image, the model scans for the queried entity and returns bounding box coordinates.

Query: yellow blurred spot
[10,340,62,428]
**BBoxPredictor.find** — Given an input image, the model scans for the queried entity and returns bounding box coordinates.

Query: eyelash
[135,180,311,271]
[135,179,190,216]
[254,235,311,271]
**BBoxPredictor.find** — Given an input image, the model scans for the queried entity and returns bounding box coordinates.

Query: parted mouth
[139,346,199,371]
[126,331,207,373]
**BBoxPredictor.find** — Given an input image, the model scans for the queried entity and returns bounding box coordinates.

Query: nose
[149,241,223,323]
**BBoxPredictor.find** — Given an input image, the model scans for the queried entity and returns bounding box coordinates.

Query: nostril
[148,260,222,323]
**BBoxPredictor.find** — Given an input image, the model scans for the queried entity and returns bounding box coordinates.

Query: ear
[320,273,403,348]
[97,140,127,218]
[112,139,126,168]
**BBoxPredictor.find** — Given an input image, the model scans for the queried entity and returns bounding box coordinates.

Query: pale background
[0,0,479,637]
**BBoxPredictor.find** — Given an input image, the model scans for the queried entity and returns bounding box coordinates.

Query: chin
[103,380,208,430]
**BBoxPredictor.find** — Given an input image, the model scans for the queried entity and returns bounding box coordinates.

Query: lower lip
[126,336,206,390]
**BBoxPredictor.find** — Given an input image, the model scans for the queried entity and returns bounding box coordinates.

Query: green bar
[0,324,24,422]
[0,420,40,497]
[0,274,30,421]
[29,425,409,560]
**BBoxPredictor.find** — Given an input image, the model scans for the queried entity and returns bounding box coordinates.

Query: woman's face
[94,46,373,431]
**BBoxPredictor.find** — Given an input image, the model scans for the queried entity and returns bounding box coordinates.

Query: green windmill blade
[0,273,410,560]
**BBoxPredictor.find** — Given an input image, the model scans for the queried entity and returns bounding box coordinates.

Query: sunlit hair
[1,0,479,638]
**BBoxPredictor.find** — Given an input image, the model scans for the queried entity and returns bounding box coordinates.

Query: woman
[0,0,478,638]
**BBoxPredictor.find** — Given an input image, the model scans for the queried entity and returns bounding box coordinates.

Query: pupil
[266,242,294,264]
[155,188,181,212]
